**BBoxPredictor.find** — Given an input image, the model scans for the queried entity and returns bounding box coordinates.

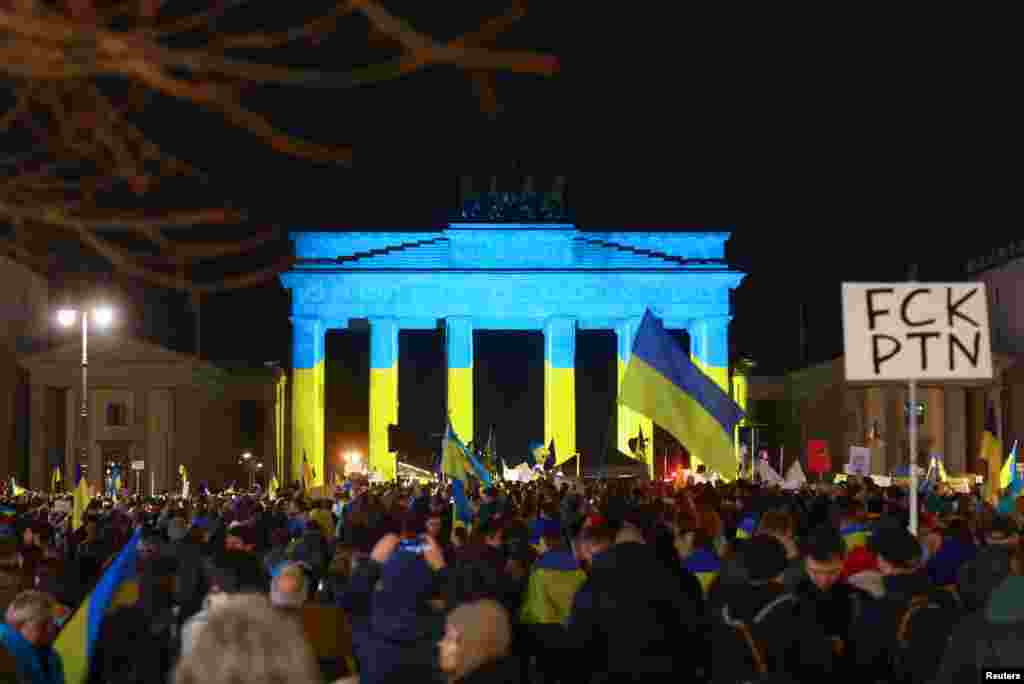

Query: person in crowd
[925,517,977,589]
[710,534,833,683]
[0,590,63,684]
[565,520,699,683]
[438,599,517,683]
[519,518,585,684]
[934,544,1024,682]
[790,524,868,663]
[270,561,310,614]
[173,594,321,684]
[344,532,449,684]
[849,521,960,684]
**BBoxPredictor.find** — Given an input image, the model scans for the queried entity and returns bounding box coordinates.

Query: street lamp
[57,302,115,487]
[238,452,257,489]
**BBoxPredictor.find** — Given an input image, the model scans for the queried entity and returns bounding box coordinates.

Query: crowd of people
[0,471,1022,683]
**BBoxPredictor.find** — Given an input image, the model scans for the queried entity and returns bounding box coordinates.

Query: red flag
[807,440,831,474]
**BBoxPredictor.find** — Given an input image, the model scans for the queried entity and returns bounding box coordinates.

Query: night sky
[35,0,1019,470]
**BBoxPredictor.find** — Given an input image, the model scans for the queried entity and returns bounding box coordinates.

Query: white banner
[848,446,872,476]
[842,283,993,381]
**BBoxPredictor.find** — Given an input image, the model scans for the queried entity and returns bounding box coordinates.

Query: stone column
[446,317,474,444]
[369,317,399,482]
[945,387,967,475]
[615,318,653,477]
[865,387,887,474]
[29,384,46,491]
[291,317,325,486]
[264,398,276,486]
[926,386,945,465]
[544,317,576,468]
[689,315,733,476]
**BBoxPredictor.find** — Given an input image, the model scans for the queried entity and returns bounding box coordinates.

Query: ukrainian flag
[997,442,1023,515]
[684,548,721,595]
[55,528,143,684]
[981,401,1003,502]
[527,441,547,469]
[72,477,91,532]
[618,310,744,482]
[840,522,871,552]
[735,514,758,540]
[10,478,26,497]
[520,549,586,625]
[51,465,62,493]
[1000,440,1018,491]
[442,419,492,530]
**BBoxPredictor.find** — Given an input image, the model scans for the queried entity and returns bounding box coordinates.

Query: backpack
[888,593,954,684]
[719,593,796,683]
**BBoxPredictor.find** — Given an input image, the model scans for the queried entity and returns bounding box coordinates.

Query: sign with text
[842,283,993,381]
[807,440,831,474]
[131,461,145,470]
[848,446,871,476]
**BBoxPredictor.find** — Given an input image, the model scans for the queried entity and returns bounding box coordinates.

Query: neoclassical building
[279,185,746,484]
[19,335,286,492]
[748,353,1019,476]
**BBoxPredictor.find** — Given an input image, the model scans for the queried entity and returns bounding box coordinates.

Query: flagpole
[909,379,918,536]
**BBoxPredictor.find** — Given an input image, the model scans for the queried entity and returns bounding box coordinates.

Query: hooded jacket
[934,575,1024,684]
[346,551,447,684]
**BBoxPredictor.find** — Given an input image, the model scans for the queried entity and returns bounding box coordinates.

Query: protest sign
[848,446,871,476]
[807,440,831,474]
[842,283,993,382]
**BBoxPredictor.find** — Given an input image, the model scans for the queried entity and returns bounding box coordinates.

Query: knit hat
[743,535,789,582]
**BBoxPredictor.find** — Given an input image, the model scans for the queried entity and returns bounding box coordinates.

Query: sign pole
[779,446,784,478]
[909,378,918,536]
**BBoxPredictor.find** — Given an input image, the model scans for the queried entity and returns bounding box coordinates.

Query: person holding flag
[441,417,492,532]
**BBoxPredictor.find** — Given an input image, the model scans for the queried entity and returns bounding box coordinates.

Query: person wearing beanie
[848,525,959,684]
[709,534,833,683]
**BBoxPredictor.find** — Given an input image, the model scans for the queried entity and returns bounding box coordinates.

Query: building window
[106,402,128,427]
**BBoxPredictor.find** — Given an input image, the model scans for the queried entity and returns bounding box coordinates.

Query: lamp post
[239,452,255,489]
[57,303,114,487]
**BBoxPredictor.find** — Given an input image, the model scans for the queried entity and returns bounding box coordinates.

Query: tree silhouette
[0,0,558,292]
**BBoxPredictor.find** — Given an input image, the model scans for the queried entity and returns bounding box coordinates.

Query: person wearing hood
[934,545,1024,683]
[343,532,449,684]
[848,522,959,684]
[709,534,833,684]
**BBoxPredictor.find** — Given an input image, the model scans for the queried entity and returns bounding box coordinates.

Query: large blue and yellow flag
[441,419,492,528]
[55,527,143,684]
[981,401,1003,502]
[619,310,745,481]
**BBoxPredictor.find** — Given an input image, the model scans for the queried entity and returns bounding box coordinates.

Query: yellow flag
[268,476,279,501]
[73,477,91,531]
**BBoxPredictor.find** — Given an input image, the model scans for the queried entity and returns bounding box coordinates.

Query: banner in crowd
[807,440,831,474]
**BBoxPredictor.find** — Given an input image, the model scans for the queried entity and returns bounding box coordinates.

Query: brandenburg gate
[280,190,745,484]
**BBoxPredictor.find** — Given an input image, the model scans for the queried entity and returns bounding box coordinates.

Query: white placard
[842,283,993,381]
[132,460,145,470]
[848,446,871,476]
[871,475,893,487]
